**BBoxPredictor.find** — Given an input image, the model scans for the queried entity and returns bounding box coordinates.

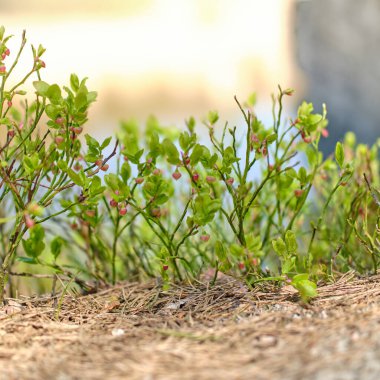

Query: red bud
[110,199,118,208]
[172,170,182,180]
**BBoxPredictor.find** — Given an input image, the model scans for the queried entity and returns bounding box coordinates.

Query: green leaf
[67,168,84,186]
[45,104,61,120]
[87,91,97,103]
[298,167,307,185]
[46,84,62,105]
[0,26,5,41]
[57,160,68,171]
[230,244,244,257]
[120,162,131,182]
[85,134,100,149]
[285,230,297,254]
[282,256,296,274]
[247,93,257,107]
[70,73,80,92]
[33,80,50,96]
[291,275,317,302]
[51,237,65,259]
[335,142,344,168]
[272,237,286,256]
[101,136,112,150]
[162,138,180,165]
[16,257,38,264]
[215,241,227,261]
[22,225,45,258]
[75,90,88,110]
[207,110,219,125]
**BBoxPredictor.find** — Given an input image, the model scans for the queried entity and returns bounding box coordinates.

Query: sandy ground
[1,272,380,380]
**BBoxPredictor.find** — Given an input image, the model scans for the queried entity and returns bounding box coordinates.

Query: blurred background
[2,0,379,153]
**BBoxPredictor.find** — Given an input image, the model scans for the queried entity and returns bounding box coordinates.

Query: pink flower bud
[294,189,304,198]
[321,129,329,138]
[74,163,82,171]
[135,177,144,184]
[5,49,10,56]
[25,215,35,229]
[206,176,216,183]
[55,136,64,145]
[200,234,210,242]
[162,265,169,271]
[100,164,109,172]
[86,210,96,218]
[119,208,127,216]
[73,126,83,135]
[192,172,199,182]
[7,100,12,108]
[150,208,161,218]
[226,177,234,186]
[238,262,245,270]
[153,168,162,176]
[7,129,15,138]
[110,199,118,208]
[0,66,6,73]
[172,170,182,180]
[55,117,64,125]
[39,60,46,68]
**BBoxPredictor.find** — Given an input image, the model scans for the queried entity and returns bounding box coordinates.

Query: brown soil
[1,272,380,380]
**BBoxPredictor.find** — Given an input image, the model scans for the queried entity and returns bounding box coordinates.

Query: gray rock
[295,0,380,153]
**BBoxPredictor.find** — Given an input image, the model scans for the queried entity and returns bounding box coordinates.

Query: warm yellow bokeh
[4,0,303,131]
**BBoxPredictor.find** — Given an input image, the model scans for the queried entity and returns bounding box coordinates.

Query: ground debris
[1,273,380,379]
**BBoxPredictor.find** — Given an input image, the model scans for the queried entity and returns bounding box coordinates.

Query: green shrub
[0,26,379,303]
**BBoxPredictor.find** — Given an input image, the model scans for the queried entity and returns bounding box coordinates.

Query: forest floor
[1,271,380,380]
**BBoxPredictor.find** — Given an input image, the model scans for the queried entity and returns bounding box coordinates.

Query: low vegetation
[0,27,379,304]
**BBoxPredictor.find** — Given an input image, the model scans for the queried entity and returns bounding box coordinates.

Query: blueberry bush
[0,27,379,304]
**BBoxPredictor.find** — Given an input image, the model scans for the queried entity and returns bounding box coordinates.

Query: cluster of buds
[34,56,46,69]
[1,47,10,60]
[69,125,83,138]
[0,46,10,74]
[95,158,109,172]
[300,130,312,144]
[109,194,128,216]
[181,151,191,166]
[256,140,268,157]
[250,133,260,152]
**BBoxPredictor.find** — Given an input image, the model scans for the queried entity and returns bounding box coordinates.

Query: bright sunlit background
[3,0,378,151]
[2,0,303,134]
